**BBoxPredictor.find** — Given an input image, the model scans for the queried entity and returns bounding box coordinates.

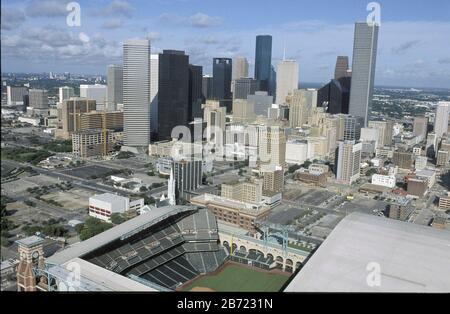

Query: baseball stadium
[18,205,307,292]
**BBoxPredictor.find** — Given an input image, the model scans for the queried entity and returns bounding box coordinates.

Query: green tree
[139,186,148,192]
[110,213,126,225]
[77,217,113,241]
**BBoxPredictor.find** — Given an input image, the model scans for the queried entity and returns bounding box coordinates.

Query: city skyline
[1,0,450,88]
[1,0,450,295]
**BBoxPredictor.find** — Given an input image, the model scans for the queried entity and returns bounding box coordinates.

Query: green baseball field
[181,263,290,292]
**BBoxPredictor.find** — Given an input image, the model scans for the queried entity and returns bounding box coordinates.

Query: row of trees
[42,140,72,153]
[1,147,53,165]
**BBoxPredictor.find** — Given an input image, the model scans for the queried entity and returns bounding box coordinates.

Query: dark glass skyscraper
[317,77,351,114]
[254,35,272,94]
[233,78,260,99]
[212,58,232,112]
[158,50,189,141]
[202,75,213,101]
[188,64,203,120]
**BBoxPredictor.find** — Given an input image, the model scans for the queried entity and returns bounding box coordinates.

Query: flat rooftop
[285,212,450,292]
[90,193,127,203]
[16,235,45,247]
[47,258,156,291]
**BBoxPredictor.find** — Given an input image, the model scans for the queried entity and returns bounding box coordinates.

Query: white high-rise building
[336,140,362,185]
[80,84,107,106]
[123,39,151,148]
[232,57,249,80]
[150,54,159,134]
[276,60,299,105]
[59,86,75,103]
[7,86,28,106]
[168,167,176,206]
[434,101,450,139]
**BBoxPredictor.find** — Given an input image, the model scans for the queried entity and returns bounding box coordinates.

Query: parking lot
[284,185,337,207]
[61,164,119,179]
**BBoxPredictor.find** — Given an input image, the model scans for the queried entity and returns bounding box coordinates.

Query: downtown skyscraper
[123,39,151,148]
[254,35,272,94]
[276,59,299,105]
[150,54,159,135]
[434,101,450,139]
[107,64,123,111]
[334,56,350,80]
[158,50,190,141]
[188,64,203,120]
[232,56,249,80]
[212,58,232,112]
[349,22,379,126]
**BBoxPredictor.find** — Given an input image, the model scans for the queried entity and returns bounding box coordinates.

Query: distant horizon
[1,0,449,88]
[2,71,449,92]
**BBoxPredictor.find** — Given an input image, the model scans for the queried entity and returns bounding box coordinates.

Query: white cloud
[158,12,222,28]
[95,0,134,18]
[102,19,124,29]
[1,7,26,30]
[189,13,221,28]
[25,0,69,18]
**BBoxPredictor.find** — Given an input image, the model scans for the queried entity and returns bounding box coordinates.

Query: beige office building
[72,129,116,158]
[276,60,299,105]
[261,165,284,193]
[289,89,317,128]
[233,99,255,123]
[336,140,362,185]
[56,97,97,139]
[232,57,249,80]
[222,179,263,204]
[79,111,124,131]
[368,120,393,148]
[203,100,226,146]
[258,125,286,167]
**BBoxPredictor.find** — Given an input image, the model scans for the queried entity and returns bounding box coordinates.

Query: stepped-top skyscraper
[123,39,151,148]
[232,57,249,80]
[348,22,379,127]
[334,56,350,80]
[254,35,272,94]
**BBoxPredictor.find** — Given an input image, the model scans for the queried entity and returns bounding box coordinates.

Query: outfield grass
[182,263,290,292]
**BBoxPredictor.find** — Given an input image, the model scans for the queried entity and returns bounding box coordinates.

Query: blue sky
[1,0,450,88]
